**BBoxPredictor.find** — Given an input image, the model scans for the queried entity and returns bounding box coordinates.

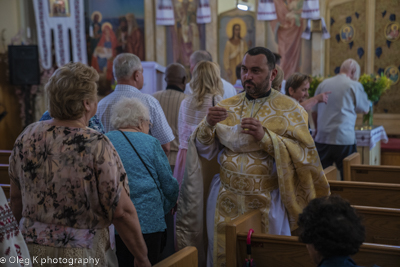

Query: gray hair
[113,53,142,81]
[340,59,361,81]
[111,97,150,129]
[190,50,212,66]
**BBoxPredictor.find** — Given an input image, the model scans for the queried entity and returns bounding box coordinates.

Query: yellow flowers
[359,73,392,102]
[308,76,324,97]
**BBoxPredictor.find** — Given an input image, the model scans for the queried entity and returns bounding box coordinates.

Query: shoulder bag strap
[118,130,163,199]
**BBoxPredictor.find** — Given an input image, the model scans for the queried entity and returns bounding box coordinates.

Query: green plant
[308,76,324,97]
[359,73,392,102]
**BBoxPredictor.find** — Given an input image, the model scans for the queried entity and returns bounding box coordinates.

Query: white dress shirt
[312,74,370,145]
[96,84,175,145]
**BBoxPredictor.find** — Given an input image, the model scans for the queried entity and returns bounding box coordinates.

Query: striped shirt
[153,85,187,166]
[96,84,175,145]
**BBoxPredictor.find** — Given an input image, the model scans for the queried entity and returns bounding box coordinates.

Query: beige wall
[0,0,21,54]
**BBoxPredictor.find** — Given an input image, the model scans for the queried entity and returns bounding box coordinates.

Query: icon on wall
[384,65,399,85]
[385,22,399,41]
[48,0,70,17]
[340,24,355,43]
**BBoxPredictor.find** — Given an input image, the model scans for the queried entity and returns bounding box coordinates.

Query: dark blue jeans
[315,142,357,180]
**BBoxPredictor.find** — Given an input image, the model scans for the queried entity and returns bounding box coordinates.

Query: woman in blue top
[106,97,179,266]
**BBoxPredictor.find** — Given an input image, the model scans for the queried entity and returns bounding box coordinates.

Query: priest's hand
[241,118,265,141]
[206,107,229,126]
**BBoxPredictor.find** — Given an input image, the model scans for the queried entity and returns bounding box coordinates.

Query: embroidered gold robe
[176,90,330,267]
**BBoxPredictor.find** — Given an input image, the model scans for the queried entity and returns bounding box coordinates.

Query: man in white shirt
[184,50,237,99]
[312,59,370,179]
[96,53,174,155]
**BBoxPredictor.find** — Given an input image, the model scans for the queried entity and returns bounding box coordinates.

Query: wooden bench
[324,166,338,181]
[226,210,400,267]
[1,184,10,199]
[0,164,9,184]
[343,153,400,183]
[329,180,400,209]
[381,138,400,166]
[153,246,198,267]
[0,150,11,164]
[355,205,400,246]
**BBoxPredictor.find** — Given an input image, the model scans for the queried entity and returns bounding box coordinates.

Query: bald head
[165,63,187,90]
[189,50,212,73]
[340,59,360,81]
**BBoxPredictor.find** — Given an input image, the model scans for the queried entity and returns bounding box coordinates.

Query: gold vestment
[176,90,330,267]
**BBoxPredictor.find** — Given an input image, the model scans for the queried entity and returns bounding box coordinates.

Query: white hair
[190,50,212,66]
[340,59,361,81]
[113,53,142,81]
[111,97,150,129]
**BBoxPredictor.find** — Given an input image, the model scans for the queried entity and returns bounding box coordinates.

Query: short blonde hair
[190,61,224,107]
[272,65,284,91]
[46,62,99,120]
[111,97,150,129]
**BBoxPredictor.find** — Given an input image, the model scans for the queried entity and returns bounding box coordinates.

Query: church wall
[325,0,400,114]
[0,0,25,149]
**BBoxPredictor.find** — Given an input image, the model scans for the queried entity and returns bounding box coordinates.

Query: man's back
[313,74,369,145]
[153,88,187,165]
[97,84,174,145]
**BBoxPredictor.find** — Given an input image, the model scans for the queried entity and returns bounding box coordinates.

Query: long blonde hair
[190,61,224,107]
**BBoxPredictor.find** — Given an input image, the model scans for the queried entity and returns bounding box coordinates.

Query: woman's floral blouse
[8,121,129,248]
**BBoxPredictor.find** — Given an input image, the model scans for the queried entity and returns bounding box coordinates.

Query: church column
[206,0,218,62]
[365,0,375,74]
[155,25,166,66]
[311,0,326,76]
[145,0,155,61]
[255,0,266,47]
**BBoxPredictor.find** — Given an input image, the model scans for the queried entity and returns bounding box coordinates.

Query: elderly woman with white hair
[105,97,179,266]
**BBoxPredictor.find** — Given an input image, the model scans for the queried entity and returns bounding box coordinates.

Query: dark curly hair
[297,195,365,259]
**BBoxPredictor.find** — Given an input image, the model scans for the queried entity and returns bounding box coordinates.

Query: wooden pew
[153,246,198,267]
[355,205,400,246]
[0,150,11,164]
[329,180,400,209]
[0,164,9,184]
[1,184,10,199]
[343,153,400,184]
[324,166,337,181]
[226,210,400,267]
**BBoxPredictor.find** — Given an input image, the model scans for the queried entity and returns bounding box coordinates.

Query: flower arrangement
[358,73,392,126]
[359,74,392,102]
[308,76,324,97]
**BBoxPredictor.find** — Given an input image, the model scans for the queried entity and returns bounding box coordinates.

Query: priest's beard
[242,72,271,98]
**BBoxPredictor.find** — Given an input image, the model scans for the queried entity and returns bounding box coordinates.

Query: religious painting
[87,0,145,81]
[385,22,399,41]
[218,9,255,85]
[340,24,355,43]
[384,65,399,85]
[269,0,305,79]
[166,0,206,73]
[48,0,70,17]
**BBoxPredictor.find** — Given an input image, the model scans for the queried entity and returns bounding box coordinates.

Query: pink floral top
[9,122,129,248]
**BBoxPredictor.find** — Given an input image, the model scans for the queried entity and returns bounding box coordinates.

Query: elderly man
[312,59,370,179]
[153,63,187,172]
[176,47,330,267]
[184,50,237,99]
[97,53,174,155]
